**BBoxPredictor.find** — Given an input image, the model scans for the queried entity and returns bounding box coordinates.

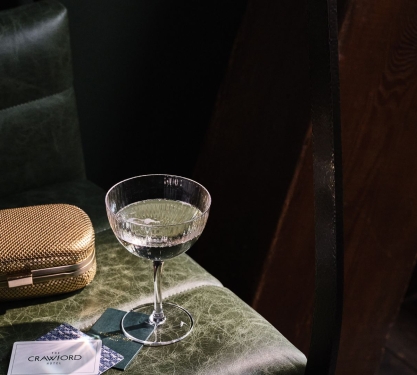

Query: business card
[87,308,154,370]
[37,323,124,374]
[7,340,102,375]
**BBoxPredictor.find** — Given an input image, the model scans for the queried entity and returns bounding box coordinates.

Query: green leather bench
[0,230,306,374]
[0,1,306,373]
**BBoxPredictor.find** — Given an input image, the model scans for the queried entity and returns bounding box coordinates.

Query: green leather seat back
[0,0,85,197]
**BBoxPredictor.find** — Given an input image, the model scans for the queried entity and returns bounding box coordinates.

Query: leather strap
[305,0,344,373]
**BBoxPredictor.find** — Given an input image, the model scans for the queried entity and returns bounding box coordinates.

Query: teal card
[87,308,154,370]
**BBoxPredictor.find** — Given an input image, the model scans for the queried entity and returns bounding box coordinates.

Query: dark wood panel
[191,0,310,303]
[254,0,417,373]
[384,308,417,372]
[378,350,417,375]
[253,128,315,354]
[337,0,417,371]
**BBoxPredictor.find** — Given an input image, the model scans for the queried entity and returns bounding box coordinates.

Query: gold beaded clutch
[0,204,96,301]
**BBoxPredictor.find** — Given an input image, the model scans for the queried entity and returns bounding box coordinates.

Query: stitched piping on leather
[95,226,111,234]
[0,87,74,113]
[164,283,224,300]
[174,252,224,286]
[75,284,226,332]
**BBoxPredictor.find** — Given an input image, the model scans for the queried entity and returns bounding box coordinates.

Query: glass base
[121,302,194,346]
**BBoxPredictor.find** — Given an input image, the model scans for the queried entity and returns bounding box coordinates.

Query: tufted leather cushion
[0,230,306,375]
[0,0,85,197]
[0,2,307,373]
[0,229,222,331]
[107,286,307,375]
[0,231,223,354]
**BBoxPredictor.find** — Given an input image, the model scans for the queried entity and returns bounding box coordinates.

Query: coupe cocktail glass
[105,174,211,346]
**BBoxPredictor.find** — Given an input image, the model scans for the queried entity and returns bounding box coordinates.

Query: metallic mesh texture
[0,204,95,300]
[0,204,94,272]
[0,263,96,300]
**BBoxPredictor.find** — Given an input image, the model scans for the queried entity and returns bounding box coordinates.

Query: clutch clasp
[7,271,33,288]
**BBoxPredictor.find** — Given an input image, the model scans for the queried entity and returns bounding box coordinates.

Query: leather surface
[107,286,307,375]
[0,1,307,373]
[0,229,306,374]
[0,286,306,375]
[0,288,306,375]
[0,179,109,233]
[0,87,85,197]
[0,0,72,110]
[0,0,85,197]
[0,230,222,359]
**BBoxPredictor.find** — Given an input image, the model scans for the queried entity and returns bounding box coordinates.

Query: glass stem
[151,260,166,325]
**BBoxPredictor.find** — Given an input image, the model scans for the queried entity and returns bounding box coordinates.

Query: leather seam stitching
[0,87,73,113]
[95,227,111,234]
[165,283,224,300]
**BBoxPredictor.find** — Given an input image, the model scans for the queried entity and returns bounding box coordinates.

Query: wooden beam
[254,0,417,373]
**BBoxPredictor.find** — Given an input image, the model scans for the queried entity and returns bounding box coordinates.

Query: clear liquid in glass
[116,199,203,261]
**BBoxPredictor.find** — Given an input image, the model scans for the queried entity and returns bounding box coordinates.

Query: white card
[7,340,102,375]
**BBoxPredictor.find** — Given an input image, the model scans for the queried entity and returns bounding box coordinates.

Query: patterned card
[37,323,124,374]
[86,308,154,370]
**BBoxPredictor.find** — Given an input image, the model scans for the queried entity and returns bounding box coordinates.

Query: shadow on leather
[0,289,83,315]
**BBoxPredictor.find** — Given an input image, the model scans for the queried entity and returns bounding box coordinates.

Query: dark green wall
[1,0,246,189]
[57,0,247,189]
